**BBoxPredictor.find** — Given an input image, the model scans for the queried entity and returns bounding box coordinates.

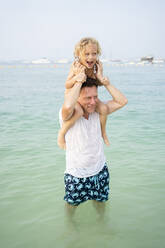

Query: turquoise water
[0,64,165,248]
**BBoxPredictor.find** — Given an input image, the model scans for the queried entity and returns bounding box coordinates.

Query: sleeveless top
[59,109,106,178]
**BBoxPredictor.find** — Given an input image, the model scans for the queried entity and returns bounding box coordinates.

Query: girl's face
[79,43,98,69]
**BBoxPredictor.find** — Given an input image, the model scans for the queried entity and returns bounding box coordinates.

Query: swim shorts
[64,163,110,206]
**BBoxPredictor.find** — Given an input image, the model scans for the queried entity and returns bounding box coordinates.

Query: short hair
[81,77,99,89]
[74,37,101,58]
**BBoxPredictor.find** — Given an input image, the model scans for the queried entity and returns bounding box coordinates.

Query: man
[59,64,128,213]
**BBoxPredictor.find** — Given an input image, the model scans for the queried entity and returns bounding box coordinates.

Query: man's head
[78,77,98,115]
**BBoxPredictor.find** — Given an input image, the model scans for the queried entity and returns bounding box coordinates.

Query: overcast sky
[0,0,164,60]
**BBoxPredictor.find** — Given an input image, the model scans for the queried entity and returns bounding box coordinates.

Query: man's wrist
[75,79,83,84]
[73,76,82,84]
[100,77,110,86]
[74,81,83,89]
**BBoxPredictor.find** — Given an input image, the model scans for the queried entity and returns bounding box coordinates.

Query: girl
[58,37,110,149]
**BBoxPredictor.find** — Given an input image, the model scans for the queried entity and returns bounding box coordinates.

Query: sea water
[0,63,165,248]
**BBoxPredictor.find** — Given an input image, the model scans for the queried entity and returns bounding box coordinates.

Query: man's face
[78,86,98,115]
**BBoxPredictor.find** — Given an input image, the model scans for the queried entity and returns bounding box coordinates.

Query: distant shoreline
[0,61,164,69]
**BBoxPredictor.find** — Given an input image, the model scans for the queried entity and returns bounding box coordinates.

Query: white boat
[57,59,69,64]
[153,58,164,64]
[31,58,51,64]
[100,58,109,63]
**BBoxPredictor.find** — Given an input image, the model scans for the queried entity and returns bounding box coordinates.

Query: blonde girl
[58,37,110,149]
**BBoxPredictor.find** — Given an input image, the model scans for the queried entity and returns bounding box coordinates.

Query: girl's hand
[96,61,110,86]
[73,61,86,75]
[73,61,86,83]
[96,60,103,81]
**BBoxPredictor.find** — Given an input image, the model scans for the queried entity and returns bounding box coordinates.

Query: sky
[0,0,165,61]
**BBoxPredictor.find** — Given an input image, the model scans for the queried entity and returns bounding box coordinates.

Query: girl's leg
[99,114,110,146]
[96,99,110,146]
[58,103,83,149]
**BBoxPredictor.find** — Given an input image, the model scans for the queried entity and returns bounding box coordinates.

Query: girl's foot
[57,131,66,150]
[102,133,110,146]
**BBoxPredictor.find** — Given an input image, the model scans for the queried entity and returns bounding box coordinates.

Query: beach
[0,63,165,248]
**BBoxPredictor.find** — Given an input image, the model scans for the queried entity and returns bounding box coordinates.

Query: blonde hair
[74,37,101,58]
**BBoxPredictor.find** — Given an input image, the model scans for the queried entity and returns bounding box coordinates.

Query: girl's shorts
[64,163,110,206]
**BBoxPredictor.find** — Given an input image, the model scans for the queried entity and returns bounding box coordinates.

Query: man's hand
[74,72,87,83]
[100,77,110,87]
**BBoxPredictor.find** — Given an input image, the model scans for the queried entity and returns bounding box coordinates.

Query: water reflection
[65,200,107,223]
[61,201,116,248]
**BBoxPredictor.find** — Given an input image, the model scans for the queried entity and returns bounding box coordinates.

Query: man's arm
[96,62,128,115]
[104,79,128,114]
[62,72,86,121]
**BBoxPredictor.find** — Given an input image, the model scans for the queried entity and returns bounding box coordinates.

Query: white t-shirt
[59,109,106,178]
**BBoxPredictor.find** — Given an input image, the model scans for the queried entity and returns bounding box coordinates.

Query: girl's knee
[75,102,84,116]
[100,104,108,115]
[97,100,108,115]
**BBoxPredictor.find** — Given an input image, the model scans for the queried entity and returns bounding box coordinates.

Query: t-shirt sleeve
[59,108,63,128]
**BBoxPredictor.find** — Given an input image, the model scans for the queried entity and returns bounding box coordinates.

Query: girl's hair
[74,37,101,58]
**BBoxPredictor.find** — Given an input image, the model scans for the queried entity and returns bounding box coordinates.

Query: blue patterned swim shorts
[64,164,110,206]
